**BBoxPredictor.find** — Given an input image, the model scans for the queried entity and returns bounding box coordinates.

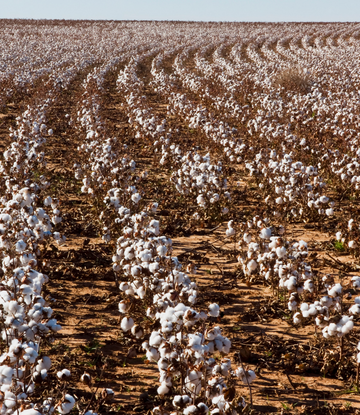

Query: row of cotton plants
[181,29,360,234]
[70,57,258,413]
[0,62,83,415]
[227,214,360,368]
[116,208,256,414]
[72,61,148,243]
[117,57,231,218]
[2,20,360,412]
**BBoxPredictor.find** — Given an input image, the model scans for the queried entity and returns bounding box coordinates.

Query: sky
[1,0,360,22]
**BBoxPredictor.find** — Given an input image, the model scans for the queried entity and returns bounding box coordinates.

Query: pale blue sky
[1,0,360,21]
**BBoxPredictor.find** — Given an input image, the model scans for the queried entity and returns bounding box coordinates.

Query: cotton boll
[118,300,130,314]
[335,231,342,241]
[326,208,334,216]
[352,277,360,289]
[293,312,302,324]
[119,282,129,292]
[131,193,141,204]
[247,259,257,272]
[149,331,163,347]
[58,394,75,414]
[235,367,256,384]
[243,233,252,243]
[328,283,342,297]
[209,303,220,317]
[320,295,333,308]
[319,196,329,203]
[121,317,134,332]
[226,227,235,237]
[57,368,71,381]
[276,246,287,259]
[44,196,52,206]
[81,372,91,385]
[157,383,169,396]
[349,304,360,315]
[131,325,144,338]
[260,227,271,239]
[36,356,51,372]
[172,395,191,408]
[342,320,354,334]
[20,410,42,415]
[4,391,17,409]
[157,245,167,256]
[146,347,160,362]
[15,240,27,253]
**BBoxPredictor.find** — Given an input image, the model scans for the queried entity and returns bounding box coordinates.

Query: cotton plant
[245,149,335,223]
[170,151,230,220]
[234,216,315,304]
[293,279,360,362]
[333,218,360,258]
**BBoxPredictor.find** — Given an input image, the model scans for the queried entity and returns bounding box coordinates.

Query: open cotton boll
[328,283,342,297]
[44,196,52,206]
[15,240,27,253]
[4,391,17,409]
[226,227,235,237]
[319,196,329,203]
[247,259,257,272]
[293,312,302,324]
[243,233,252,243]
[157,383,169,395]
[20,409,43,415]
[131,193,141,203]
[352,277,360,289]
[121,317,134,332]
[36,356,51,372]
[235,367,256,384]
[149,331,163,347]
[172,394,191,408]
[349,304,360,315]
[260,227,272,239]
[209,303,220,317]
[184,370,202,394]
[183,406,198,415]
[58,394,75,414]
[119,282,129,292]
[146,347,160,362]
[276,246,287,259]
[300,303,309,312]
[131,325,144,338]
[326,208,334,216]
[341,319,354,334]
[57,368,71,381]
[118,300,130,313]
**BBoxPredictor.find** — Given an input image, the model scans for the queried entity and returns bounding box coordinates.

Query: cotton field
[1,19,360,414]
